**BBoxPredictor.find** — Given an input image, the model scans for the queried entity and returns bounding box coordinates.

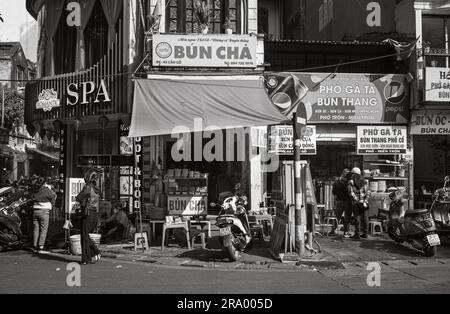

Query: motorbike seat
[405,208,428,217]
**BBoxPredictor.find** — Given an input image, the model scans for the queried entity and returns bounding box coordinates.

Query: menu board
[357,126,407,154]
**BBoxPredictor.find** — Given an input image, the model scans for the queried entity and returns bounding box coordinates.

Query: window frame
[166,0,242,34]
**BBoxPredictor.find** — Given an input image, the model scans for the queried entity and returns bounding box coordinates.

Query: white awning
[128,75,287,137]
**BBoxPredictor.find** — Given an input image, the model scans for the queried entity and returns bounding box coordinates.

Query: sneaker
[343,232,352,238]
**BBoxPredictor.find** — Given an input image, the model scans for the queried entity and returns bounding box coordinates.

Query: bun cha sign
[36,79,111,111]
[152,34,257,68]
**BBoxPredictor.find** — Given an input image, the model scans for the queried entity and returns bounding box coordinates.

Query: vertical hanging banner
[59,126,67,213]
[357,125,407,154]
[119,123,133,212]
[133,137,143,213]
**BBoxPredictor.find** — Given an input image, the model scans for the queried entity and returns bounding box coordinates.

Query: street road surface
[0,250,449,294]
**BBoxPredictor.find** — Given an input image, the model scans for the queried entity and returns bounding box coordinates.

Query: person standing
[31,177,57,253]
[348,167,371,240]
[75,169,101,265]
[332,168,352,238]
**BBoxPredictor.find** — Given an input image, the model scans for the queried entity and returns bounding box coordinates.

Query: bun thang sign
[152,34,257,68]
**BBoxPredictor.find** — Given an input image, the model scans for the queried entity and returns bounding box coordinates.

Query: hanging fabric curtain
[42,0,65,76]
[36,8,46,77]
[74,0,96,71]
[129,76,288,138]
[100,0,123,49]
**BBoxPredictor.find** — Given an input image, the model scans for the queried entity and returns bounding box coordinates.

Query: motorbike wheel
[423,244,437,257]
[226,245,240,262]
[388,226,404,243]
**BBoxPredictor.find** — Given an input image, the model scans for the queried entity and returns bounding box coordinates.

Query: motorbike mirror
[210,202,216,207]
[445,176,450,182]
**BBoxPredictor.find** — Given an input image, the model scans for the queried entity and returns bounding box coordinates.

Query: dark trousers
[80,212,100,263]
[353,203,369,236]
[335,200,352,232]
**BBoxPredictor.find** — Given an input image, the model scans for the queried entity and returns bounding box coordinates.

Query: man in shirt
[332,168,352,238]
[101,202,129,243]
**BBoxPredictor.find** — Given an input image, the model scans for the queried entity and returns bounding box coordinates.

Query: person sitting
[101,202,129,243]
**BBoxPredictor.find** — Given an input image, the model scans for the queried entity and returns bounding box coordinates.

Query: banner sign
[410,110,450,135]
[269,125,316,155]
[65,178,85,214]
[264,73,409,124]
[168,195,208,216]
[357,126,407,154]
[152,34,257,68]
[425,67,450,102]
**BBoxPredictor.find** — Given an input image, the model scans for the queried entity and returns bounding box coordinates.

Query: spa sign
[152,34,257,68]
[357,126,407,155]
[264,73,409,124]
[425,67,450,102]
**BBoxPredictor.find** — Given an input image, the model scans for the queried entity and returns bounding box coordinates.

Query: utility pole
[293,113,306,258]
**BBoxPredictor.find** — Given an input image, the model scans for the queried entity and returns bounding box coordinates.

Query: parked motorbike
[387,188,440,257]
[212,195,252,261]
[430,176,450,239]
[0,187,33,252]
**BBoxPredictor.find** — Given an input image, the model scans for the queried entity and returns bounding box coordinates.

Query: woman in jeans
[75,169,101,265]
[31,177,57,253]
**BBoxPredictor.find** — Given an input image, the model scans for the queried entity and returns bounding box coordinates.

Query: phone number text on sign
[357,126,407,155]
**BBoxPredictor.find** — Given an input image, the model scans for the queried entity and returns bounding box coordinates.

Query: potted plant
[194,0,210,34]
[223,17,233,34]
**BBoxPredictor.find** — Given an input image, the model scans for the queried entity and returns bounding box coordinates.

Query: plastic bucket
[69,234,101,255]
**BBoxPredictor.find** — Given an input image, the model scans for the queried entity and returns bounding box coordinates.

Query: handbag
[75,187,91,217]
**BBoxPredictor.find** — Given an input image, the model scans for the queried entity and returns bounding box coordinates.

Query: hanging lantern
[45,129,53,141]
[26,124,36,137]
[74,118,83,141]
[98,116,109,129]
[39,128,46,139]
[52,119,63,133]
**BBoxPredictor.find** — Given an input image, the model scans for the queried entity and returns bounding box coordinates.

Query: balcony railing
[25,20,129,124]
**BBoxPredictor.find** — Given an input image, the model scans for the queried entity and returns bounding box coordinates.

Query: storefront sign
[67,79,111,106]
[264,73,409,124]
[152,34,257,68]
[357,126,407,154]
[410,110,450,135]
[269,125,316,155]
[168,195,207,216]
[425,67,450,102]
[36,89,60,112]
[65,178,85,214]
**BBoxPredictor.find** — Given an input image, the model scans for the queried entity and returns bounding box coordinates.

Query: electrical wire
[0,50,406,84]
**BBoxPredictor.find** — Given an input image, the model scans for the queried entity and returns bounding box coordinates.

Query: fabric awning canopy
[128,75,287,137]
[27,147,59,161]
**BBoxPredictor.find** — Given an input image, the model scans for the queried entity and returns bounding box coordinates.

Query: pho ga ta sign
[357,126,407,155]
[264,73,410,124]
[152,34,257,68]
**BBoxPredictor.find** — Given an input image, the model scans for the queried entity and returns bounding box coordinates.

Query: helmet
[84,169,99,184]
[351,167,361,175]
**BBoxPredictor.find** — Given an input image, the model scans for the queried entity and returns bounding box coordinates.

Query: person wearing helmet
[31,177,57,253]
[75,169,101,264]
[348,167,370,240]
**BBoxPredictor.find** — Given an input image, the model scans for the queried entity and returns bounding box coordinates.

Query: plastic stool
[191,232,206,249]
[324,217,339,230]
[162,221,191,251]
[369,221,383,236]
